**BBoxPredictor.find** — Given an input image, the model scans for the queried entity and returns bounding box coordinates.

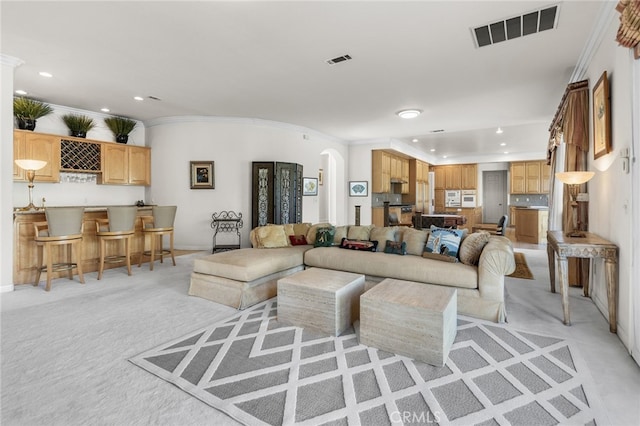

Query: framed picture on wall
[303,177,318,196]
[593,71,612,159]
[190,161,215,189]
[349,181,368,197]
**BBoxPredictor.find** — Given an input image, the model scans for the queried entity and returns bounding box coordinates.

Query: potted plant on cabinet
[104,116,137,144]
[13,97,53,131]
[61,114,95,138]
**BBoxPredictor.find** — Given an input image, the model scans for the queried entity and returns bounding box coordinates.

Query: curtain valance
[547,80,589,161]
[616,0,640,59]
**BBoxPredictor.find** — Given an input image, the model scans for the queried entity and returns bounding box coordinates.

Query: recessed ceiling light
[134,96,144,101]
[500,142,506,146]
[15,89,27,95]
[397,109,421,119]
[39,71,53,78]
[443,155,448,159]
[496,127,504,134]
[101,108,110,112]
[412,138,419,143]
[430,148,436,152]
[504,151,509,154]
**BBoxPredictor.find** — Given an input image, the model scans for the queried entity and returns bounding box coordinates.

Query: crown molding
[144,115,346,144]
[570,1,618,82]
[0,54,24,69]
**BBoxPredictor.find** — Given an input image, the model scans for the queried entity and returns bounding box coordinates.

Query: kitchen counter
[14,205,152,215]
[13,206,157,285]
[514,207,548,244]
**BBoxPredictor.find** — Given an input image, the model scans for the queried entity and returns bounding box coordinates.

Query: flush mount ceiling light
[500,142,507,146]
[134,96,144,101]
[39,71,53,78]
[397,109,421,119]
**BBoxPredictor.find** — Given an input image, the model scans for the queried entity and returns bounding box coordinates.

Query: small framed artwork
[318,169,324,185]
[349,181,368,197]
[593,71,612,159]
[303,177,318,196]
[190,161,215,189]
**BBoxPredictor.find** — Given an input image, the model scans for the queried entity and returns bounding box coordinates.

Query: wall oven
[461,190,477,208]
[445,190,461,207]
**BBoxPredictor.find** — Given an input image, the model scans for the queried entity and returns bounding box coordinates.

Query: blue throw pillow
[384,240,406,255]
[424,226,465,260]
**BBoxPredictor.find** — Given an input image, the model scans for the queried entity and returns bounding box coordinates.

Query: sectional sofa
[189,223,516,322]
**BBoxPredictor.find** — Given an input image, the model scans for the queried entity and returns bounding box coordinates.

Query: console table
[546,230,618,333]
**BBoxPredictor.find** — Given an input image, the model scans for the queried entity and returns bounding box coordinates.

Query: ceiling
[2,1,606,163]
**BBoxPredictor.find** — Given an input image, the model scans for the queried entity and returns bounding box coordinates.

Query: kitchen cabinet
[461,164,477,189]
[13,130,60,182]
[401,158,409,194]
[510,206,517,227]
[434,189,445,212]
[100,144,151,186]
[405,159,430,211]
[515,207,548,244]
[372,150,391,193]
[433,167,446,189]
[445,165,462,189]
[510,160,550,194]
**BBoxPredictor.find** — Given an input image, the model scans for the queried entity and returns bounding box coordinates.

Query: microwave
[461,190,477,208]
[445,190,461,207]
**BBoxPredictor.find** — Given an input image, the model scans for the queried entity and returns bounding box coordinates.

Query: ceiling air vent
[326,54,352,65]
[473,5,558,48]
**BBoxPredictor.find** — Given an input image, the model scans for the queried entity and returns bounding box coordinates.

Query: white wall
[585,15,635,351]
[12,104,146,208]
[144,117,348,250]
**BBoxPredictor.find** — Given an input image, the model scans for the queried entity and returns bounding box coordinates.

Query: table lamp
[15,159,48,211]
[555,171,595,237]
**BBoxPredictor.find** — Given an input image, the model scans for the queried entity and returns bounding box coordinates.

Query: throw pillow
[369,226,398,251]
[306,222,333,245]
[458,231,490,265]
[347,225,373,241]
[384,240,407,255]
[401,228,430,256]
[288,234,308,246]
[424,226,465,261]
[256,225,289,248]
[314,226,336,247]
[339,238,378,252]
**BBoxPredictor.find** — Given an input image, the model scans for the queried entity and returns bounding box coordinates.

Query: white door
[482,170,508,223]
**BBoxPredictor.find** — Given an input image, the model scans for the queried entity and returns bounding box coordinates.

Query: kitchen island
[514,207,548,244]
[414,214,467,229]
[13,206,158,285]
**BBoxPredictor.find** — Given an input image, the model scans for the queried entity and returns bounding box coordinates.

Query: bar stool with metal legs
[95,206,138,279]
[138,205,177,270]
[34,207,85,291]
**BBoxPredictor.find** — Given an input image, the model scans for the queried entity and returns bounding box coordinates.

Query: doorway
[482,170,508,223]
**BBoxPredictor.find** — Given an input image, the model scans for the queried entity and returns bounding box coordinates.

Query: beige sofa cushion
[305,247,477,289]
[369,226,398,251]
[334,226,348,244]
[401,228,430,256]
[347,225,373,240]
[194,246,309,282]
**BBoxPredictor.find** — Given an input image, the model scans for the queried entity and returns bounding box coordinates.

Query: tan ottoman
[360,278,457,366]
[277,268,365,336]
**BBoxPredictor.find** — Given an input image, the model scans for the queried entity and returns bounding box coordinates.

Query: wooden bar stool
[34,207,85,291]
[95,206,138,279]
[138,205,177,270]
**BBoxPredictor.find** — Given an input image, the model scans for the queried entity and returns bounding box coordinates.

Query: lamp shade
[555,171,595,185]
[15,159,47,171]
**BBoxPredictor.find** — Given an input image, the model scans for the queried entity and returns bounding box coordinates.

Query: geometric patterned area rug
[130,299,608,426]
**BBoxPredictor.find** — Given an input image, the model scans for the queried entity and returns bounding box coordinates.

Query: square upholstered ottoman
[360,278,457,366]
[277,267,365,336]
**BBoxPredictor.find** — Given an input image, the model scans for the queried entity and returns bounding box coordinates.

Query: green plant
[104,116,137,136]
[61,114,96,133]
[13,97,53,120]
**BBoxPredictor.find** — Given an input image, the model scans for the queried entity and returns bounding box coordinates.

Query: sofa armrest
[477,236,516,301]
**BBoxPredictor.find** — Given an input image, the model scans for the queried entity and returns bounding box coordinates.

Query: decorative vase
[116,134,129,144]
[70,130,87,138]
[17,118,36,131]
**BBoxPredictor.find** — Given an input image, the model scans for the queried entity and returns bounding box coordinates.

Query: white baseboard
[1,284,15,293]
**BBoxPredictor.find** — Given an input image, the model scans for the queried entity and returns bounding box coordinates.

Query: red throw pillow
[288,235,308,246]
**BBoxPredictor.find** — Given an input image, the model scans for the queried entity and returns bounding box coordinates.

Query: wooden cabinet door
[541,162,551,193]
[128,146,151,185]
[401,159,409,194]
[372,151,384,193]
[434,167,446,189]
[434,189,445,211]
[461,164,477,189]
[372,207,385,227]
[102,144,128,184]
[510,162,526,194]
[525,161,541,193]
[445,165,461,189]
[16,131,61,182]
